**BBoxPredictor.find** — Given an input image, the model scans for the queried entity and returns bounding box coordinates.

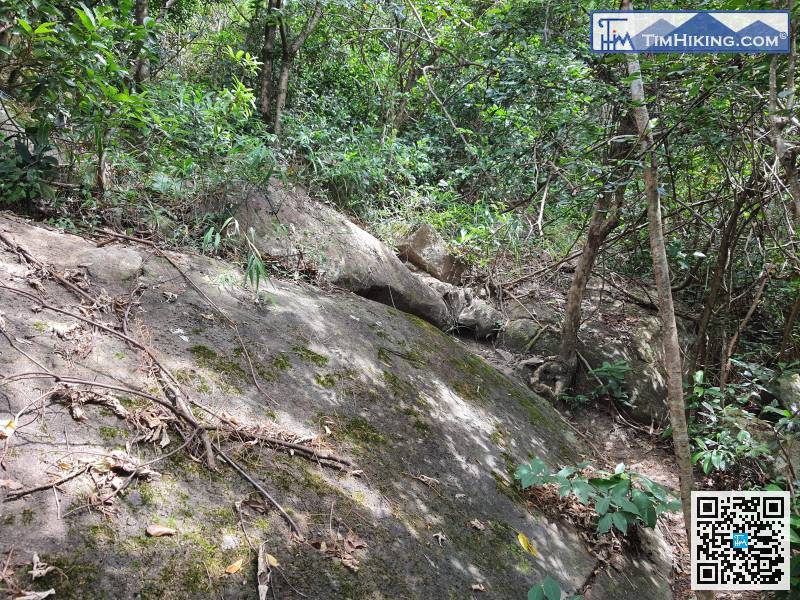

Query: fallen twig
[193,403,354,469]
[4,465,91,503]
[0,231,98,306]
[213,441,301,535]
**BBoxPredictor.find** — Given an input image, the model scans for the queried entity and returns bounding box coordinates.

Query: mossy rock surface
[0,215,670,599]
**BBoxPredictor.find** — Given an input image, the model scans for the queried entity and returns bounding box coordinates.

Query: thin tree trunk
[535,109,633,396]
[545,187,625,396]
[271,0,323,137]
[392,47,442,132]
[623,14,707,598]
[273,58,291,137]
[133,0,149,85]
[770,0,800,234]
[689,195,745,376]
[258,0,278,121]
[720,270,769,388]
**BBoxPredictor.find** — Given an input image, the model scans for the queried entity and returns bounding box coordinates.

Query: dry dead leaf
[265,553,279,568]
[225,558,243,574]
[341,557,360,572]
[146,524,176,537]
[242,497,268,514]
[158,428,171,448]
[344,531,367,552]
[29,554,55,580]
[471,583,486,592]
[257,544,272,600]
[0,417,16,439]
[17,590,55,600]
[469,519,485,531]
[516,532,538,557]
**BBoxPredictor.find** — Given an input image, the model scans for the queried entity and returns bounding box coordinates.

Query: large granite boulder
[232,180,450,329]
[397,223,468,284]
[776,371,800,407]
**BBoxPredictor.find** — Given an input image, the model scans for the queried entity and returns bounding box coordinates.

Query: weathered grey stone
[0,218,143,285]
[505,298,560,323]
[397,223,467,284]
[411,272,504,337]
[457,299,503,338]
[765,372,800,480]
[231,179,449,328]
[499,319,560,356]
[497,295,695,424]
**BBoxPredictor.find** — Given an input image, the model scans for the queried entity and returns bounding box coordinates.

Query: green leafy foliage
[687,368,774,476]
[515,459,680,536]
[528,576,582,600]
[588,360,631,403]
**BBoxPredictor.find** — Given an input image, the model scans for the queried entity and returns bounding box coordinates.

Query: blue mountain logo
[736,21,782,40]
[592,11,790,54]
[633,18,677,50]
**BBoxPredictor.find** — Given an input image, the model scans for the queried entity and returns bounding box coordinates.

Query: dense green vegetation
[1,0,799,596]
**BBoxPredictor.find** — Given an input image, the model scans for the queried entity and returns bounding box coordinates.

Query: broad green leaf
[542,577,561,600]
[528,586,544,600]
[33,22,56,34]
[615,497,640,516]
[597,513,613,534]
[571,481,592,504]
[556,466,576,478]
[74,8,94,31]
[611,512,629,535]
[595,496,611,516]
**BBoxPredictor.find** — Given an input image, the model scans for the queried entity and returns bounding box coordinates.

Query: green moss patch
[377,346,425,369]
[382,370,417,399]
[34,555,101,599]
[292,343,329,366]
[315,373,337,388]
[189,345,246,393]
[272,352,291,370]
[342,416,386,445]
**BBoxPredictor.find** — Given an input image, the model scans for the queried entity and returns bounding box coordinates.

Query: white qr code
[691,491,790,590]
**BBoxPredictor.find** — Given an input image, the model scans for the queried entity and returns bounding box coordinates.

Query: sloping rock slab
[233,180,450,329]
[0,215,670,599]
